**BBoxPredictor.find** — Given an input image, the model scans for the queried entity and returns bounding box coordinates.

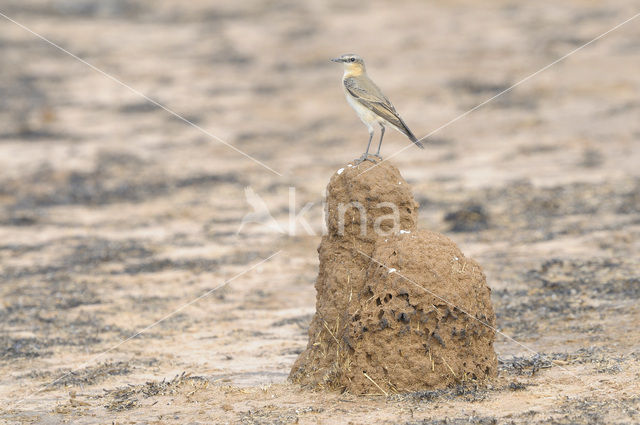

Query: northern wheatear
[331,54,423,162]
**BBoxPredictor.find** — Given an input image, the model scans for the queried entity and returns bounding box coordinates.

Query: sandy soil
[1,0,639,423]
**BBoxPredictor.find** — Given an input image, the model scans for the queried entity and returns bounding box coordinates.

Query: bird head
[331,54,365,75]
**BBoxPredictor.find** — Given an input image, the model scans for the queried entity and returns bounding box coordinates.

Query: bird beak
[331,57,343,63]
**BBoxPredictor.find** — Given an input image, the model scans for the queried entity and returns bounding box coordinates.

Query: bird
[331,53,423,163]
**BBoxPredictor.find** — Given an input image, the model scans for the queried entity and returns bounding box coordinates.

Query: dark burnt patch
[271,314,313,329]
[0,335,101,360]
[2,151,242,209]
[499,347,628,377]
[60,237,154,270]
[394,383,490,403]
[444,204,490,232]
[527,258,640,300]
[437,179,640,243]
[493,257,638,338]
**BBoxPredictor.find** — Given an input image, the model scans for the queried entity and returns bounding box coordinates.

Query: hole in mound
[397,293,409,303]
[379,318,389,329]
[376,297,382,306]
[398,312,410,323]
[384,293,393,303]
[432,331,446,347]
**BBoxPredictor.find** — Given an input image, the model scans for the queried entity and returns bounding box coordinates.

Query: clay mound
[345,230,497,393]
[289,160,497,394]
[324,162,418,245]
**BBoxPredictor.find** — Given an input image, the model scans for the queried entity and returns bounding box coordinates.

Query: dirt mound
[289,160,497,394]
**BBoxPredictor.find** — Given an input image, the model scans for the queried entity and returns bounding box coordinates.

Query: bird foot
[354,153,382,165]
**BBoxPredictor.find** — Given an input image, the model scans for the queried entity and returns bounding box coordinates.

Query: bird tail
[398,118,424,149]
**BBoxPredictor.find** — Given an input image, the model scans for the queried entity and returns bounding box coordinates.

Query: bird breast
[343,86,380,128]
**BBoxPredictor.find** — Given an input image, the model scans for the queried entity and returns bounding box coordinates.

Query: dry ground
[1,0,639,423]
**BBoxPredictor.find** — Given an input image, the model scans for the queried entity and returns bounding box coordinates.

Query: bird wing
[344,76,422,147]
[344,76,397,117]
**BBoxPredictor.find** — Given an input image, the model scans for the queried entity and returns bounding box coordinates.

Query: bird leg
[356,128,375,164]
[373,124,385,159]
[364,128,373,157]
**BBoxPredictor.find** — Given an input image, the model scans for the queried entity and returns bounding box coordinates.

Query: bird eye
[350,57,356,62]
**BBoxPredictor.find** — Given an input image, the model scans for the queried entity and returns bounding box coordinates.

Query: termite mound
[289,160,497,394]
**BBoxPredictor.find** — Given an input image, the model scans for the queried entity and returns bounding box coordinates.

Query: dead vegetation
[102,372,209,411]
